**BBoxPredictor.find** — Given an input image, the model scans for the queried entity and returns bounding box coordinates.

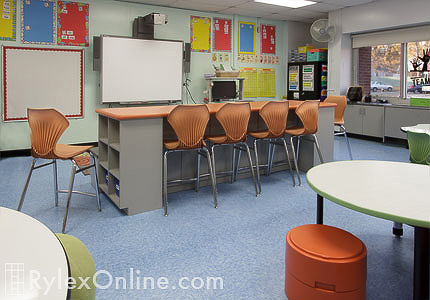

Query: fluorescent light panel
[254,0,316,8]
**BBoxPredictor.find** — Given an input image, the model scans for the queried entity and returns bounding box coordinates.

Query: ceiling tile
[301,2,344,12]
[319,0,374,6]
[125,0,178,5]
[170,0,228,11]
[233,1,291,14]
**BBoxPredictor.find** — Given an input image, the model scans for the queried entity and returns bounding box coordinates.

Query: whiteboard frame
[2,46,84,122]
[100,35,184,104]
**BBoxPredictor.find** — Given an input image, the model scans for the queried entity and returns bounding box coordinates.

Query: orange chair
[206,103,259,197]
[285,224,367,300]
[247,101,296,193]
[283,101,324,185]
[325,95,353,159]
[18,108,101,233]
[163,105,217,216]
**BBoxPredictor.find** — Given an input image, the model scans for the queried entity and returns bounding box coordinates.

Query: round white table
[0,207,69,299]
[401,123,430,133]
[306,160,430,300]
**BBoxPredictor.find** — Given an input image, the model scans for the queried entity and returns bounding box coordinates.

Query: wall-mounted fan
[310,19,336,43]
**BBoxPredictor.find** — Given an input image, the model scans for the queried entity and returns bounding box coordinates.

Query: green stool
[56,234,96,300]
[393,130,430,237]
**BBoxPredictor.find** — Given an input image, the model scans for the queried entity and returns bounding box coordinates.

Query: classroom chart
[261,24,275,55]
[213,17,231,52]
[238,21,255,54]
[288,65,299,91]
[258,68,276,98]
[190,16,211,52]
[239,67,258,98]
[57,1,89,46]
[302,64,314,91]
[21,0,56,44]
[0,0,16,40]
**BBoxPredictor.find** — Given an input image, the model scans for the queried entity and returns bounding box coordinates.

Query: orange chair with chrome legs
[283,101,324,185]
[324,95,353,160]
[206,102,259,197]
[247,101,296,193]
[163,104,217,216]
[18,108,101,233]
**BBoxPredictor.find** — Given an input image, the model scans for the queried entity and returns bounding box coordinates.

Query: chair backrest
[216,102,251,143]
[295,101,320,135]
[167,104,210,149]
[27,108,69,159]
[259,101,289,137]
[325,95,346,124]
[407,130,430,165]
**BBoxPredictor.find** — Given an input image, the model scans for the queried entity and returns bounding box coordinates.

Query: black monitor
[212,81,237,101]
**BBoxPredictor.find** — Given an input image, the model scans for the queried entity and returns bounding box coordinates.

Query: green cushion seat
[407,130,430,165]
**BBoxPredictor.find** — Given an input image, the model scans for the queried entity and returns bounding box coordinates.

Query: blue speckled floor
[0,137,415,299]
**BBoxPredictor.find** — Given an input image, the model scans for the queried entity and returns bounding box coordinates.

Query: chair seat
[163,140,206,150]
[285,126,306,136]
[335,121,344,126]
[207,135,229,144]
[248,130,270,139]
[55,144,93,160]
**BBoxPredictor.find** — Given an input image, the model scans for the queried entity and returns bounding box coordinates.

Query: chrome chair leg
[289,136,301,186]
[203,147,218,208]
[266,141,272,176]
[341,125,353,160]
[234,146,242,181]
[211,144,217,186]
[62,162,77,233]
[90,152,101,212]
[18,158,37,211]
[253,139,262,194]
[163,151,168,216]
[313,134,324,164]
[243,142,259,197]
[282,138,296,187]
[195,150,201,192]
[53,159,59,207]
[231,146,236,183]
[296,136,301,163]
[268,142,276,176]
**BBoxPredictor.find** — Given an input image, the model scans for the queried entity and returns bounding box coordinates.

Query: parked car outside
[407,84,423,93]
[371,81,393,92]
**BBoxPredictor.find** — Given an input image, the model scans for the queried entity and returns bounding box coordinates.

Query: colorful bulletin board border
[238,21,255,55]
[261,24,276,55]
[0,0,17,41]
[213,17,232,52]
[190,16,211,53]
[21,0,56,44]
[57,1,89,47]
[3,46,84,121]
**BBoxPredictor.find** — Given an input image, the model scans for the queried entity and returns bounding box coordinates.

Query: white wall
[328,0,430,96]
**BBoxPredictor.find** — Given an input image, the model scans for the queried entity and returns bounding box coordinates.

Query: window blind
[352,25,430,48]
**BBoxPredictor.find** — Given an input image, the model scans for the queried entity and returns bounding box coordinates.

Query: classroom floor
[0,136,414,300]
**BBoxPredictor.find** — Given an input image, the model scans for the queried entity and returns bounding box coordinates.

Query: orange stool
[285,224,367,300]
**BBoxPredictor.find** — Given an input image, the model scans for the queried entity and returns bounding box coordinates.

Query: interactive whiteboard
[101,36,183,103]
[2,46,83,121]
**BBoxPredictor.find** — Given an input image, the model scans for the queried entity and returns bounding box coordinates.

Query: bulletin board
[0,0,16,41]
[57,1,89,46]
[258,68,276,98]
[238,21,255,54]
[190,16,210,52]
[21,0,56,44]
[2,46,83,121]
[213,17,231,52]
[239,67,258,98]
[261,24,276,54]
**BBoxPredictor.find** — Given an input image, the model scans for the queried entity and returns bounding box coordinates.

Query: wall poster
[190,16,211,52]
[213,17,231,52]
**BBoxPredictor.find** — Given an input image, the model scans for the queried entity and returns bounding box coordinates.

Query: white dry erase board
[100,36,183,103]
[2,46,83,121]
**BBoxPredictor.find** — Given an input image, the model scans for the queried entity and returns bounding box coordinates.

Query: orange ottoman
[285,224,367,300]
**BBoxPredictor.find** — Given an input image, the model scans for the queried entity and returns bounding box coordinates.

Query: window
[357,44,401,98]
[407,41,430,98]
[355,37,430,99]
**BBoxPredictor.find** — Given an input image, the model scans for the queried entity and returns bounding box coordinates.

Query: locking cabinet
[344,104,384,138]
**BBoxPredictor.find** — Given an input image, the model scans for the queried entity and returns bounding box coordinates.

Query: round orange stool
[285,224,367,300]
